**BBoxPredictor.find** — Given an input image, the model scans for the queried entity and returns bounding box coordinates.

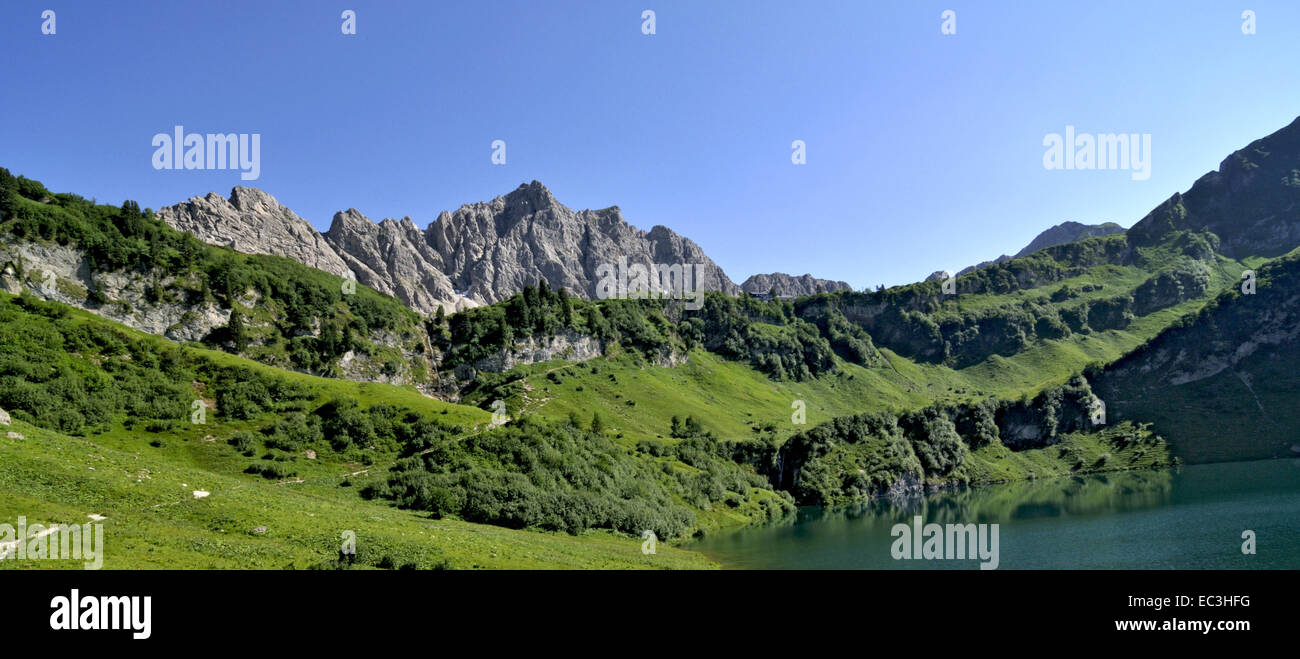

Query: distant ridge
[740,272,852,297]
[957,221,1125,276]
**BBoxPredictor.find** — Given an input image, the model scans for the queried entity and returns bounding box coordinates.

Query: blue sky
[3,1,1299,288]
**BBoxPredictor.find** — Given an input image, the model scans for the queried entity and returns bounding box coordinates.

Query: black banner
[1,569,1290,648]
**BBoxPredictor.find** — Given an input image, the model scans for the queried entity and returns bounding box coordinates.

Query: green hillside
[0,169,431,384]
[0,293,714,569]
[1092,249,1300,464]
[0,284,1181,566]
[0,419,714,570]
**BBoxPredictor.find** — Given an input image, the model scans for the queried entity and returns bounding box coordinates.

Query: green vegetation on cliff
[0,167,426,381]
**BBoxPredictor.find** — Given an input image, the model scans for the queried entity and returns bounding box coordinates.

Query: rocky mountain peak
[329,208,373,232]
[1128,114,1300,257]
[162,180,739,315]
[157,187,351,278]
[323,208,475,314]
[227,186,280,213]
[424,182,740,302]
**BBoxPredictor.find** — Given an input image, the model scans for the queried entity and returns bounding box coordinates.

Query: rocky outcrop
[161,181,738,315]
[470,330,604,374]
[0,237,433,391]
[740,272,851,297]
[424,181,739,303]
[0,239,230,342]
[324,210,477,315]
[158,187,351,277]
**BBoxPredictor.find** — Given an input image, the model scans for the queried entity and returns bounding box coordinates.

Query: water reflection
[790,468,1174,529]
[693,460,1300,569]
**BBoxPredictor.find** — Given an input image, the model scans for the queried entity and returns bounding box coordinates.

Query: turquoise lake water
[692,459,1300,569]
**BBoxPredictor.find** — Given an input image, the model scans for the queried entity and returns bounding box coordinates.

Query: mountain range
[159,181,743,314]
[158,183,1133,313]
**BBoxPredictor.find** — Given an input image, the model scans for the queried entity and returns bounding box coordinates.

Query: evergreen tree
[0,167,17,221]
[227,308,249,352]
[558,288,572,326]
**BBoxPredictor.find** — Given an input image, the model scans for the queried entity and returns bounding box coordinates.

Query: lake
[692,459,1300,569]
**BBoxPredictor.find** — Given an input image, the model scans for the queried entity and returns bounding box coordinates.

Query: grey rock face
[324,210,478,314]
[0,239,231,342]
[740,272,851,297]
[471,330,603,373]
[161,181,738,314]
[158,187,352,278]
[424,181,739,303]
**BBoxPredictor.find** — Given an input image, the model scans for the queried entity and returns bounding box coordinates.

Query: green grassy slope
[0,419,713,569]
[0,293,716,569]
[1092,250,1300,464]
[467,283,1232,451]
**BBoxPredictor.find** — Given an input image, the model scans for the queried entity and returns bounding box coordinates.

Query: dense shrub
[364,417,698,538]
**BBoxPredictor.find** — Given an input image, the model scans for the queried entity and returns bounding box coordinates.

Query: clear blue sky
[3,0,1299,288]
